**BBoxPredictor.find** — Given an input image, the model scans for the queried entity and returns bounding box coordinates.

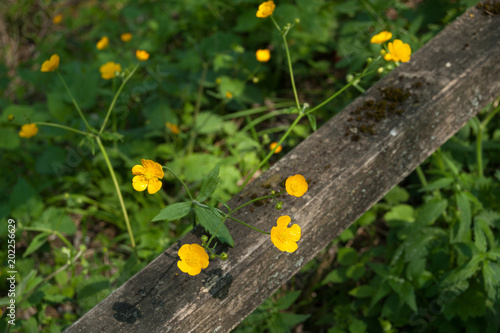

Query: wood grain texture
[65,7,500,333]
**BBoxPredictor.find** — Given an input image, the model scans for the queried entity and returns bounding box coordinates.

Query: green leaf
[151,202,192,222]
[0,127,20,150]
[195,112,223,134]
[419,177,454,192]
[456,192,471,242]
[482,261,499,300]
[100,131,124,142]
[275,313,310,330]
[348,285,374,298]
[474,221,487,253]
[275,290,301,310]
[23,233,49,258]
[47,93,72,122]
[76,276,111,312]
[307,114,317,131]
[346,262,366,281]
[384,205,415,224]
[337,247,358,266]
[357,210,376,226]
[194,205,234,246]
[414,200,447,227]
[196,165,220,202]
[384,186,409,205]
[321,268,348,285]
[349,319,367,333]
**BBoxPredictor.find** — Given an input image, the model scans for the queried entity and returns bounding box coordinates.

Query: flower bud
[201,235,208,242]
[220,253,228,260]
[366,57,373,64]
[377,67,384,74]
[385,64,394,71]
[295,18,300,24]
[275,202,283,210]
[271,190,276,195]
[346,74,354,83]
[210,254,216,260]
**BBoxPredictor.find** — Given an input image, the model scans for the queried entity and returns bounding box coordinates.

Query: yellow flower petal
[99,62,121,80]
[256,1,276,18]
[385,39,411,63]
[177,244,209,276]
[19,123,38,138]
[147,177,162,194]
[41,54,60,72]
[269,142,282,154]
[132,165,146,175]
[178,244,191,259]
[271,215,301,253]
[121,33,132,42]
[370,31,392,44]
[277,215,291,228]
[97,36,109,50]
[132,175,148,191]
[136,50,150,61]
[285,174,308,197]
[256,49,271,62]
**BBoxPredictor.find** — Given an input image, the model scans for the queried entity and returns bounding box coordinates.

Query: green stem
[96,136,135,247]
[272,16,301,112]
[99,63,140,136]
[481,100,500,129]
[163,166,194,201]
[240,114,303,190]
[240,110,291,133]
[415,165,428,188]
[226,216,270,235]
[57,71,92,131]
[220,102,295,120]
[35,122,90,136]
[187,63,208,155]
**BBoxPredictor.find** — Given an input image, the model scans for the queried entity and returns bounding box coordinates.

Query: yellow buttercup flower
[121,33,133,42]
[136,50,150,61]
[384,39,411,63]
[96,36,109,50]
[285,174,308,197]
[370,31,392,44]
[41,54,60,72]
[53,14,63,24]
[19,124,38,138]
[177,244,209,276]
[99,62,121,80]
[166,122,180,134]
[256,1,275,18]
[270,142,282,154]
[256,49,271,62]
[131,159,164,194]
[271,215,301,253]
[225,91,233,99]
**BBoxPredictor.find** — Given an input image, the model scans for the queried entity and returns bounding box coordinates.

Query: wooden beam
[65,7,500,333]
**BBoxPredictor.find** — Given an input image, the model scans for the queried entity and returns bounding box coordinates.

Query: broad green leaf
[321,268,347,285]
[406,258,426,282]
[384,205,414,224]
[151,202,192,222]
[196,165,220,202]
[349,319,367,333]
[357,210,376,226]
[348,285,374,298]
[337,247,358,266]
[384,186,409,205]
[194,205,234,246]
[456,192,471,242]
[275,290,301,310]
[47,93,72,122]
[415,200,447,226]
[346,262,365,281]
[0,127,20,150]
[275,313,310,330]
[195,112,223,134]
[23,233,49,258]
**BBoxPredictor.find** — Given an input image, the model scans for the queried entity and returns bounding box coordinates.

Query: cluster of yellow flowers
[370,31,411,63]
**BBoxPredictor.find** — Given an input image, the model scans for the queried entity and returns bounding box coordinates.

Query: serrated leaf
[196,165,220,202]
[348,285,374,298]
[415,200,447,227]
[482,261,499,300]
[151,202,192,222]
[474,221,487,253]
[321,268,348,285]
[307,114,317,131]
[194,205,234,246]
[23,232,49,258]
[337,247,358,266]
[384,186,409,205]
[275,290,301,310]
[349,318,367,333]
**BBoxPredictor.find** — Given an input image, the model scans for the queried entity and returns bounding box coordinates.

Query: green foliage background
[0,0,498,332]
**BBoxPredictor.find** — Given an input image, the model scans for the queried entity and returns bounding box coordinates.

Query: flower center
[185,255,199,267]
[291,182,301,192]
[144,171,154,180]
[276,229,291,244]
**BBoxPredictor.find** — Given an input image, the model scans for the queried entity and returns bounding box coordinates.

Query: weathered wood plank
[65,7,500,333]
